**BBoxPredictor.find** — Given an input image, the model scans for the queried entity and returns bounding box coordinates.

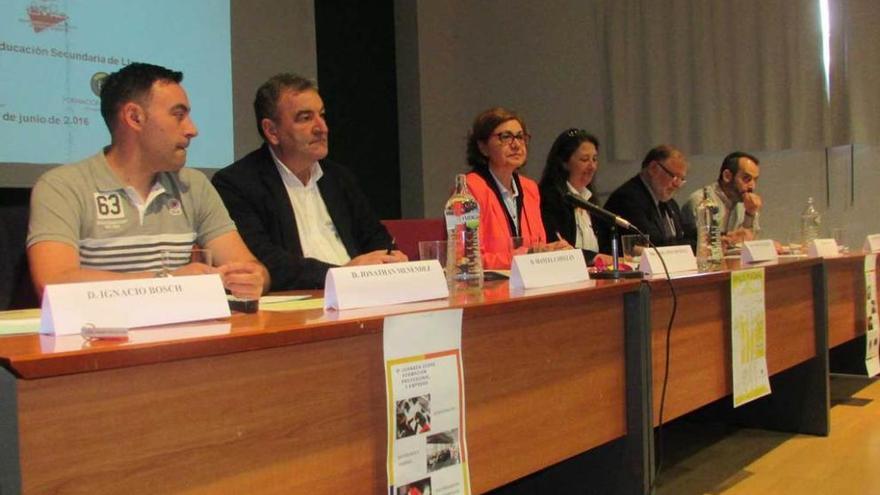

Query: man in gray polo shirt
[27,63,269,299]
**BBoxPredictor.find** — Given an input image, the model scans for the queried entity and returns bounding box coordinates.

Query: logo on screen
[24,1,69,33]
[91,73,109,97]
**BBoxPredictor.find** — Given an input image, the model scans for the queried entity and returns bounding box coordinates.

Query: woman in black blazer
[538,129,611,266]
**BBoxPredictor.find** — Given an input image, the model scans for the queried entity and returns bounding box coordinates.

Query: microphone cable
[639,232,677,494]
[565,188,678,492]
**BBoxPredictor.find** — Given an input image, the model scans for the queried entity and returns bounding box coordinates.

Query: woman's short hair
[466,107,527,170]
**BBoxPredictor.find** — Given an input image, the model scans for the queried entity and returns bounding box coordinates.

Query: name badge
[638,245,698,275]
[807,238,840,258]
[864,234,880,253]
[324,260,448,311]
[742,239,778,263]
[40,274,230,335]
[510,250,588,290]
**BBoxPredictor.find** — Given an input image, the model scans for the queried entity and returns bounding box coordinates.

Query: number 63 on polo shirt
[94,192,124,219]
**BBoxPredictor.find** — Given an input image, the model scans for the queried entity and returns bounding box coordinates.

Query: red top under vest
[466,171,547,269]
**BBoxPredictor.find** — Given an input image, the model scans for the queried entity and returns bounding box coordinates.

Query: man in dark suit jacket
[212,74,406,290]
[600,145,695,253]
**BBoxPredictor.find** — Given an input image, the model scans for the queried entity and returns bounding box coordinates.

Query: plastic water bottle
[445,174,483,289]
[696,186,722,271]
[800,197,821,250]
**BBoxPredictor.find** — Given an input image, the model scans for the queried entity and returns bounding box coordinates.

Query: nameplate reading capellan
[325,260,449,311]
[510,250,588,290]
[526,252,579,266]
[40,274,230,335]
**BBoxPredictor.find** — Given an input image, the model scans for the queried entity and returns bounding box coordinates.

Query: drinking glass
[622,234,649,263]
[418,240,447,262]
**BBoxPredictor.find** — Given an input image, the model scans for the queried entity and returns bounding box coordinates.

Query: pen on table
[80,324,130,341]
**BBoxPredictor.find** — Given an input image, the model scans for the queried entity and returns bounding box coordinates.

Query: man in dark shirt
[601,144,695,252]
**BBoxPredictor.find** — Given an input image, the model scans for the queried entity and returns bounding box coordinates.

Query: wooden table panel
[464,290,626,492]
[825,255,873,348]
[650,259,821,425]
[651,278,729,425]
[18,333,387,494]
[1,281,638,494]
[765,262,817,373]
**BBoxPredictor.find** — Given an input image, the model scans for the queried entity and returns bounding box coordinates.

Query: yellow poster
[731,267,771,407]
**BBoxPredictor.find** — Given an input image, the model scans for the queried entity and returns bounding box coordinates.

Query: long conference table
[826,255,875,360]
[0,254,875,494]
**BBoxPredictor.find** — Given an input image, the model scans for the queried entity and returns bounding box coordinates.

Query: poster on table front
[731,267,771,407]
[384,309,471,495]
[864,254,879,377]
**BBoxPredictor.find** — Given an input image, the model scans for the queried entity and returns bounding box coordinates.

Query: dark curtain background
[314,0,402,219]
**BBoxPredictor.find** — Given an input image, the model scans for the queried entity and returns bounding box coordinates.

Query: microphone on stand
[563,193,636,231]
[562,191,644,279]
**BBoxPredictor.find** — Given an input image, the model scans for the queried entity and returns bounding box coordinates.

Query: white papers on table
[0,308,41,335]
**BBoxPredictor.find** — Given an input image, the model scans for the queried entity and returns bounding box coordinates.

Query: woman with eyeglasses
[538,129,613,266]
[464,107,569,269]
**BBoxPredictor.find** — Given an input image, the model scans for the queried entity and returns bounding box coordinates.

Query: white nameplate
[864,234,880,253]
[40,274,230,336]
[324,260,448,311]
[510,250,588,290]
[638,245,697,275]
[742,239,779,263]
[807,238,840,258]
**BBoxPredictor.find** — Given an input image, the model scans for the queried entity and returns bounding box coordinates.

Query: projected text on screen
[0,0,233,168]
